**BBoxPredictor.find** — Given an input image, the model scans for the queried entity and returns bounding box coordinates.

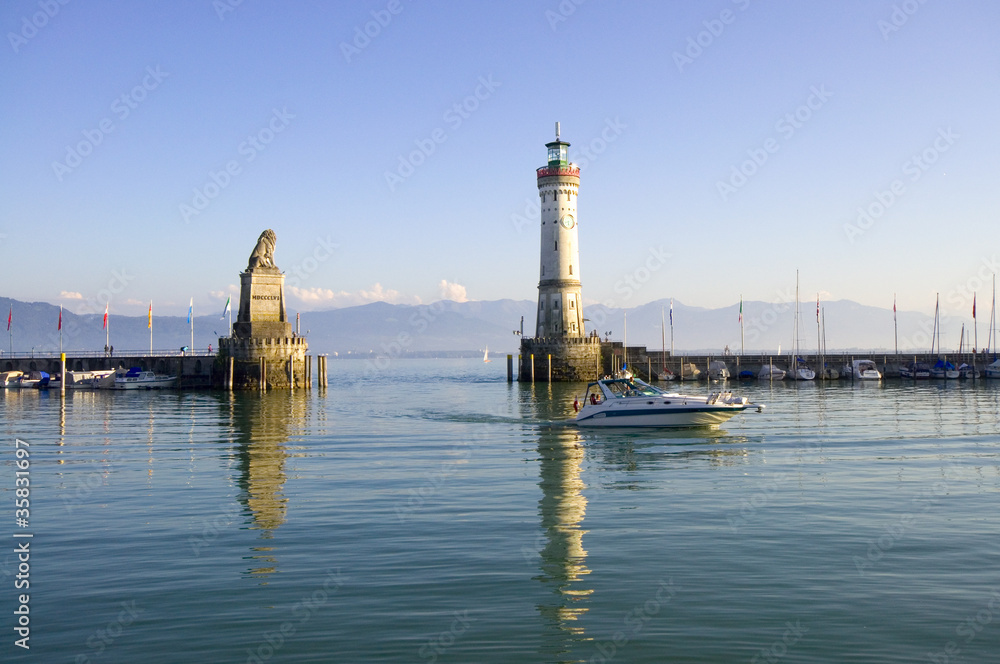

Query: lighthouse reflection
[527,384,593,659]
[231,391,307,580]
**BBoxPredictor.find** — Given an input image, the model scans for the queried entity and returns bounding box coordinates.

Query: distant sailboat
[483,346,491,363]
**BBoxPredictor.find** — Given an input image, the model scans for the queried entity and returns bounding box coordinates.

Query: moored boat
[985,359,1000,379]
[900,362,930,379]
[14,371,50,389]
[708,360,730,381]
[112,367,177,390]
[758,364,785,381]
[851,359,882,381]
[573,376,763,428]
[1,370,24,387]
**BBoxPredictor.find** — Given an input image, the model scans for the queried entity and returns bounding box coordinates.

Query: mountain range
[0,296,984,357]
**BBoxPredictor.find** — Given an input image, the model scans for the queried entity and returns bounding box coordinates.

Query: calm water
[3,359,1000,663]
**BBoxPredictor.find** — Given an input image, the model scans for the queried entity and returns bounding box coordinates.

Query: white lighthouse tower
[519,123,601,382]
[535,122,585,338]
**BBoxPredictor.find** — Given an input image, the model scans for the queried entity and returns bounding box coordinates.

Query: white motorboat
[851,359,882,381]
[1,370,24,387]
[758,364,785,381]
[986,359,1000,379]
[708,360,730,381]
[573,376,764,428]
[112,367,177,390]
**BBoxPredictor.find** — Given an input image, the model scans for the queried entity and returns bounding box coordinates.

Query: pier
[0,350,329,389]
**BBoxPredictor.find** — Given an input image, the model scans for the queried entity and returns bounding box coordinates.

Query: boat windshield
[604,378,665,398]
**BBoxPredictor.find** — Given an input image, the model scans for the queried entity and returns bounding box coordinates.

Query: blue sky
[3,0,999,331]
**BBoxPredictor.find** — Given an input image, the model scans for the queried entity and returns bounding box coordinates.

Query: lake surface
[3,359,1000,663]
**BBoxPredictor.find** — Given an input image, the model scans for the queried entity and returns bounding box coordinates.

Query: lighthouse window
[554,241,558,251]
[541,265,545,276]
[553,298,559,309]
[569,265,573,275]
[570,299,575,309]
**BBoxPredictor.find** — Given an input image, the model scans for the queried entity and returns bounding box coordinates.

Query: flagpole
[190,299,194,353]
[893,293,898,357]
[59,305,63,354]
[669,298,674,357]
[228,293,232,337]
[973,292,978,354]
[8,304,12,356]
[739,295,744,357]
[149,301,153,354]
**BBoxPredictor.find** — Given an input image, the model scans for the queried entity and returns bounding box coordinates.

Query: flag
[58,305,62,331]
[103,303,108,329]
[893,295,896,319]
[973,294,976,319]
[6,304,10,331]
[221,295,231,320]
[148,301,153,329]
[816,294,820,322]
[187,298,193,325]
[669,299,673,326]
[738,296,743,323]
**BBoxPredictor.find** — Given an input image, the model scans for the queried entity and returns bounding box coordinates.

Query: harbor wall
[1,354,215,388]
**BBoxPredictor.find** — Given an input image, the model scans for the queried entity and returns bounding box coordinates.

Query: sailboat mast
[661,307,665,376]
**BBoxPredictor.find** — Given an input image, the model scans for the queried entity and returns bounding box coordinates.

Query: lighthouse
[519,123,601,382]
[535,122,585,338]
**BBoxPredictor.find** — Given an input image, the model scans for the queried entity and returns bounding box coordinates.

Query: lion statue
[247,229,277,270]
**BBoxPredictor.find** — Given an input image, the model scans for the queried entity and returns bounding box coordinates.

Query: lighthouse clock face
[560,214,575,229]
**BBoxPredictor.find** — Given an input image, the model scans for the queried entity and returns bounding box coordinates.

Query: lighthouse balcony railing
[521,336,601,346]
[536,165,580,178]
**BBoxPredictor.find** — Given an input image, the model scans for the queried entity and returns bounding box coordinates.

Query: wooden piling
[506,354,513,382]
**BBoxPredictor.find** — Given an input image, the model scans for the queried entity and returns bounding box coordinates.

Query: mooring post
[530,353,535,383]
[228,355,234,391]
[506,354,513,382]
[548,354,552,383]
[60,352,66,395]
[260,356,266,391]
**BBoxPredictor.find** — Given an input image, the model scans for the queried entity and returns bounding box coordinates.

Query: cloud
[288,283,420,309]
[438,280,468,303]
[59,291,83,300]
[208,286,238,300]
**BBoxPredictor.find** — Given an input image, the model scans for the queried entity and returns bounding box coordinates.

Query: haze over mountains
[2,296,982,357]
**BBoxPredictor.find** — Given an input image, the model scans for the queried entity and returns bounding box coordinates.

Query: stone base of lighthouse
[518,336,602,382]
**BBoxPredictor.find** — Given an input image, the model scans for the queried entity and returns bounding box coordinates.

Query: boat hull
[576,405,745,428]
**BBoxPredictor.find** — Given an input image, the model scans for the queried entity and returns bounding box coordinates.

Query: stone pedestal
[217,235,309,389]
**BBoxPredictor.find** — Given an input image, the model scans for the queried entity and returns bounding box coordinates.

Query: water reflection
[230,391,308,580]
[519,383,594,660]
[535,424,593,661]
